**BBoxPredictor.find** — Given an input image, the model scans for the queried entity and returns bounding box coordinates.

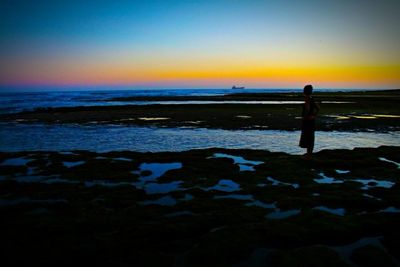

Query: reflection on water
[112,157,132,162]
[137,117,170,121]
[266,177,300,188]
[1,157,32,166]
[265,209,301,219]
[335,169,350,174]
[139,193,193,206]
[84,180,132,187]
[214,194,254,201]
[313,206,346,216]
[1,124,399,154]
[210,153,263,171]
[211,153,263,165]
[379,157,400,169]
[205,179,241,192]
[314,173,344,184]
[363,193,382,201]
[0,89,303,114]
[3,88,367,114]
[246,200,277,209]
[63,161,85,168]
[379,206,400,213]
[104,100,353,105]
[351,179,395,190]
[134,162,182,183]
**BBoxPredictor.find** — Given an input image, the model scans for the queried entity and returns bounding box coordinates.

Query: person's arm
[307,100,320,120]
[314,102,320,115]
[303,98,311,119]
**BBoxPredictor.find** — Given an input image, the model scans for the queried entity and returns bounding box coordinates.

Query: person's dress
[299,98,317,149]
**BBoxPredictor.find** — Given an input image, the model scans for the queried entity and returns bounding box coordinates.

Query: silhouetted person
[299,85,320,159]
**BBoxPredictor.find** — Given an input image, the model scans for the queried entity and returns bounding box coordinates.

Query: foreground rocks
[0,146,400,266]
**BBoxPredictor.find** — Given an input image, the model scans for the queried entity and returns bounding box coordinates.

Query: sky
[0,0,399,89]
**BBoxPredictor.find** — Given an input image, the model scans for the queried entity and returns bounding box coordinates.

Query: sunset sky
[1,0,399,89]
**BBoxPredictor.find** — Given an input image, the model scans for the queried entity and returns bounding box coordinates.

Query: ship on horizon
[232,86,245,89]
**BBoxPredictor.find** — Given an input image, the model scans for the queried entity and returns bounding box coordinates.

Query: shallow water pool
[1,124,399,154]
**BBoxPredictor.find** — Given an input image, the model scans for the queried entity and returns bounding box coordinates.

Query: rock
[266,246,350,267]
[350,245,398,267]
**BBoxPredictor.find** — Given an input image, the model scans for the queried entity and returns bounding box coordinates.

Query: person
[299,85,320,159]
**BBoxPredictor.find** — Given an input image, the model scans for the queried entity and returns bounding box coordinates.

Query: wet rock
[266,246,350,267]
[1,146,400,266]
[350,245,398,267]
[140,170,152,176]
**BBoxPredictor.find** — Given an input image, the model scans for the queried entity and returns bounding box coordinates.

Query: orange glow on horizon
[2,61,399,89]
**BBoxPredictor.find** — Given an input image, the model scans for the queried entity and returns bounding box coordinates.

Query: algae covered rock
[266,246,350,267]
[350,245,398,267]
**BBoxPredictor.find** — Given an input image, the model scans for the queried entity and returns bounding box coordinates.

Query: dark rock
[350,245,398,267]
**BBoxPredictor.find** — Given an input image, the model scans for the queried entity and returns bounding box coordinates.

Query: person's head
[303,85,313,96]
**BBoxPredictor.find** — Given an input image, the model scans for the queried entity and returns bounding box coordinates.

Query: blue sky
[1,0,399,88]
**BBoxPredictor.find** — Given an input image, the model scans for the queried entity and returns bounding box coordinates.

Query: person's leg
[306,129,315,158]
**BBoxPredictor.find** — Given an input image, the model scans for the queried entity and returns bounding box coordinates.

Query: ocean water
[1,123,399,154]
[0,88,398,153]
[0,88,375,114]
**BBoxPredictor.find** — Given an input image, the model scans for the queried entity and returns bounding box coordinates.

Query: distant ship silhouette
[232,86,245,89]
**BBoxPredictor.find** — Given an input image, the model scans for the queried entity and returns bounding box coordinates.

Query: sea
[0,88,378,114]
[1,88,399,154]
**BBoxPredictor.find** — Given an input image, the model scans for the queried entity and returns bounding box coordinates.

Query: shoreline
[1,90,400,132]
[1,88,398,94]
[105,88,400,102]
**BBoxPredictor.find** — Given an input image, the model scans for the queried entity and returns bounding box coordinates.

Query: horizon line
[0,85,398,93]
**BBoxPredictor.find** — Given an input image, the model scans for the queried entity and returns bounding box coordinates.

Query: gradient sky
[1,0,399,89]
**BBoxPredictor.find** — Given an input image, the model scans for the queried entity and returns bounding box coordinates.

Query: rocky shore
[1,146,400,266]
[1,90,399,132]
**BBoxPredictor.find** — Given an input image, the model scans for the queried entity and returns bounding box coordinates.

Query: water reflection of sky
[1,124,399,154]
[0,89,359,114]
[210,153,263,171]
[0,89,287,114]
[134,162,182,183]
